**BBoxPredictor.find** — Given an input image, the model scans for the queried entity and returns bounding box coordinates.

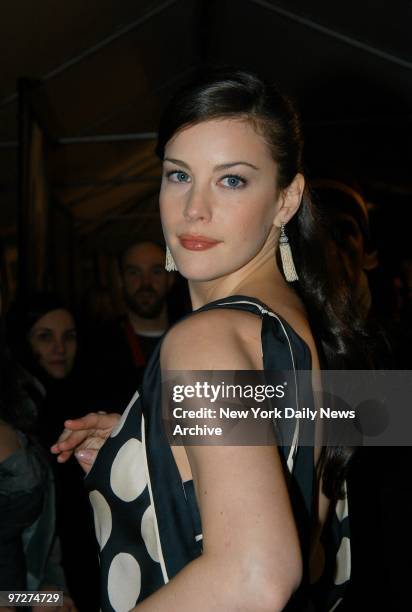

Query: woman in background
[0,293,76,611]
[7,294,99,611]
[6,294,79,447]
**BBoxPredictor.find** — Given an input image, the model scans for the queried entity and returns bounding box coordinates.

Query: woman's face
[29,309,77,379]
[159,118,280,281]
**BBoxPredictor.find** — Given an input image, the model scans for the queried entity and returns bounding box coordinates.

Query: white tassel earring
[165,245,178,272]
[279,223,298,282]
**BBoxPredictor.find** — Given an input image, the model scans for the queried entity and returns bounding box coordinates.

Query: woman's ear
[273,173,305,228]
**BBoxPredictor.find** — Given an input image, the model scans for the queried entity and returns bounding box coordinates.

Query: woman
[6,294,79,448]
[0,297,76,612]
[53,71,371,611]
[7,294,100,611]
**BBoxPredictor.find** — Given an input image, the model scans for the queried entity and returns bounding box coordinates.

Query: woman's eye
[167,170,191,183]
[37,332,52,342]
[64,332,77,342]
[220,175,246,189]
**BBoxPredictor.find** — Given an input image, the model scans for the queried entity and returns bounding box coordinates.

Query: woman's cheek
[159,199,176,232]
[238,215,263,243]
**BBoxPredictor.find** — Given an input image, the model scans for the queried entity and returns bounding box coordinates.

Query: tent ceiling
[0,0,411,245]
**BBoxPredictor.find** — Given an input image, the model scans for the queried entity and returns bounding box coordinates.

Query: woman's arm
[132,310,302,611]
[0,424,44,595]
[0,421,21,462]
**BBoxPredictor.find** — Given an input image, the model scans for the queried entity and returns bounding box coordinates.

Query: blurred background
[0,0,411,312]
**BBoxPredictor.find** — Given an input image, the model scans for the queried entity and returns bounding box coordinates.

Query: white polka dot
[108,553,141,611]
[110,438,147,502]
[111,391,140,438]
[141,506,160,563]
[89,490,112,550]
[334,536,351,585]
[335,497,349,522]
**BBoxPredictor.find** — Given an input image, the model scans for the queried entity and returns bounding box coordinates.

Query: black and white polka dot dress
[85,296,350,611]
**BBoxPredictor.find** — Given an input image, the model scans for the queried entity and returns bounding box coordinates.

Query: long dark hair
[156,69,375,498]
[0,317,37,434]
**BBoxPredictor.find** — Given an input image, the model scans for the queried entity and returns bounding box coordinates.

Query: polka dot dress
[85,296,350,611]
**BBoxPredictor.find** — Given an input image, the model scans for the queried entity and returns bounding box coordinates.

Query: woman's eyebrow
[164,158,259,171]
[163,157,190,169]
[214,161,259,171]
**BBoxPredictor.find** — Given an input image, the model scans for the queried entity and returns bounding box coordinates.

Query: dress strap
[197,295,278,317]
[195,295,303,472]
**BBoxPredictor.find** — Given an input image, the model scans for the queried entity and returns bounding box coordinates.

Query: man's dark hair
[118,240,166,275]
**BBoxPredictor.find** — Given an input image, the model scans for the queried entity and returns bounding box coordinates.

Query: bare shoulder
[0,421,21,463]
[161,308,263,370]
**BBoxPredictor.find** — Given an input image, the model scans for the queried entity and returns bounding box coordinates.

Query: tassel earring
[279,223,298,282]
[165,245,178,272]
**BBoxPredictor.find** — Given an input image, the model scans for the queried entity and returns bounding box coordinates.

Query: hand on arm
[50,412,120,473]
[131,311,302,611]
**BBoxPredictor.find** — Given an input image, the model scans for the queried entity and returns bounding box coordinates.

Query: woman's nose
[53,338,66,354]
[183,186,212,222]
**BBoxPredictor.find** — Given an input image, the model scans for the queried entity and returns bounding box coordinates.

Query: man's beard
[124,288,165,319]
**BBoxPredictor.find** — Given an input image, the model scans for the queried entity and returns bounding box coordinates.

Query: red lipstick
[179,234,221,251]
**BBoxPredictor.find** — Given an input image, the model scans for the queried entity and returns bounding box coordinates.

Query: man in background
[121,241,174,363]
[87,241,175,412]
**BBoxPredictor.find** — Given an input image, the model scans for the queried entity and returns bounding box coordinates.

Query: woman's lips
[178,235,221,251]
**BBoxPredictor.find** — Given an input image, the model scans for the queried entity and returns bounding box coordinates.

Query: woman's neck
[188,253,287,310]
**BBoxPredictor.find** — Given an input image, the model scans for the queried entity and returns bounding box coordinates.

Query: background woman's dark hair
[157,69,377,499]
[0,317,37,433]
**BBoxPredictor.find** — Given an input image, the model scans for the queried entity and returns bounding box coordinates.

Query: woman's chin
[45,366,68,380]
[177,264,226,283]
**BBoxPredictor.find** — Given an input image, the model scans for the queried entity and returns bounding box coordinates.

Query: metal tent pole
[248,0,412,71]
[0,0,180,109]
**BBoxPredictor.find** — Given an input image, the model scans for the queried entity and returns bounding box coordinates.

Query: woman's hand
[31,591,77,612]
[32,596,77,612]
[50,412,121,473]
